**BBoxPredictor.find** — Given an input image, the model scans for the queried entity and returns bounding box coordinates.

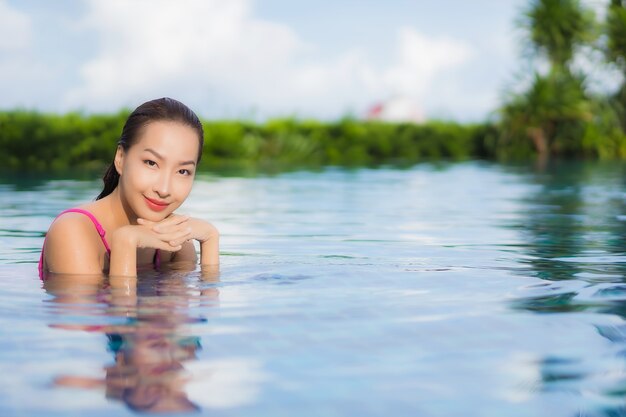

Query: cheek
[123,165,151,191]
[174,179,194,199]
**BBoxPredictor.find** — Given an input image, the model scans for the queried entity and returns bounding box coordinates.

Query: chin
[133,206,167,222]
[144,211,171,222]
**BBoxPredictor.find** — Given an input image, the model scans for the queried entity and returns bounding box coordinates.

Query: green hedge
[0,110,127,171]
[1,109,624,172]
[0,111,500,171]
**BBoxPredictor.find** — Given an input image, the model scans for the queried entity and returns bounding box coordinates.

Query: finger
[137,218,155,227]
[168,235,192,247]
[146,237,183,252]
[164,214,189,224]
[153,222,190,235]
[153,225,192,241]
[152,240,183,252]
[152,215,190,232]
[153,227,192,244]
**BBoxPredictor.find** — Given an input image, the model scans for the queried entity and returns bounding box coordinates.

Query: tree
[606,0,626,131]
[501,71,591,157]
[522,0,596,69]
[500,0,597,157]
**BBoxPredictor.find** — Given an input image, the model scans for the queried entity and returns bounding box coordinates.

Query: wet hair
[96,97,204,200]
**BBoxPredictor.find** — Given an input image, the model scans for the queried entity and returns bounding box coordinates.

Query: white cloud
[0,1,53,110]
[66,0,304,114]
[0,0,31,51]
[66,0,474,120]
[382,27,473,98]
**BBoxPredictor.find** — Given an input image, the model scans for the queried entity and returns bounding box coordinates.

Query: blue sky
[0,0,608,121]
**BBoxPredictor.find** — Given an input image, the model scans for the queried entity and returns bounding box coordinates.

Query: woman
[39,97,219,278]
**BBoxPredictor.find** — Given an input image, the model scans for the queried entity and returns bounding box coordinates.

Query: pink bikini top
[38,208,160,279]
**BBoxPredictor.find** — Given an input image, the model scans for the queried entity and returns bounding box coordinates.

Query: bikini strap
[39,208,112,279]
[52,209,111,254]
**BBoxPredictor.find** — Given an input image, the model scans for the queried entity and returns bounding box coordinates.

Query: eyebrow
[144,148,196,166]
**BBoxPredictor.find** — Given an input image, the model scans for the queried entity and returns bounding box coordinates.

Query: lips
[144,196,170,212]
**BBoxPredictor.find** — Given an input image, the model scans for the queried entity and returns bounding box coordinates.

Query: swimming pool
[1,160,625,416]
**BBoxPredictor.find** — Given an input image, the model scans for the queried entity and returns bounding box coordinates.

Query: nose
[153,171,171,198]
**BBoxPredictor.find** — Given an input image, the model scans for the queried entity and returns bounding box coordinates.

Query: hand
[138,215,217,244]
[109,215,193,277]
[186,217,219,243]
[139,215,220,266]
[111,214,190,252]
[188,217,220,266]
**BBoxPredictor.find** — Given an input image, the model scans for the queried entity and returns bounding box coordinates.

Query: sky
[0,0,610,122]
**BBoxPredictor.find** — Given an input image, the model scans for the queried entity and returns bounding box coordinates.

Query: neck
[106,187,137,227]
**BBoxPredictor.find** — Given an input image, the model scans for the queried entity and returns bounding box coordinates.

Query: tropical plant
[607,0,626,69]
[501,0,597,157]
[606,0,626,131]
[520,0,597,68]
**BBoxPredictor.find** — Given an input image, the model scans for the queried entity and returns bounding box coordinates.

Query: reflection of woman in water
[39,97,219,278]
[103,324,202,412]
[45,270,220,413]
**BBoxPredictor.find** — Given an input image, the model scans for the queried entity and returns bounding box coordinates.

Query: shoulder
[43,211,105,274]
[47,211,99,238]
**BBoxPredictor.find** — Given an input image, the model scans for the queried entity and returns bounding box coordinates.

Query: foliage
[0,111,497,171]
[581,97,626,158]
[606,0,626,71]
[499,0,626,159]
[500,71,593,157]
[520,0,597,68]
[0,110,127,171]
[605,1,626,132]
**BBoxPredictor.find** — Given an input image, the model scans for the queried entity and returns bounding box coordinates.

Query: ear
[114,146,125,176]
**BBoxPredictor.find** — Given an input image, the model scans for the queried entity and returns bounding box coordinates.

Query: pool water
[1,160,626,416]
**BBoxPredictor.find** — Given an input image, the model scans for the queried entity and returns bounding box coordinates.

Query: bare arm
[170,240,198,264]
[109,224,191,277]
[199,224,220,266]
[109,228,139,277]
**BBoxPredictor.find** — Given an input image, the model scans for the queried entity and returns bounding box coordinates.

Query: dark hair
[96,97,204,200]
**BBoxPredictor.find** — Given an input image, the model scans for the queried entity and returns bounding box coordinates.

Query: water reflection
[521,161,624,257]
[42,265,219,413]
[509,161,626,413]
[512,160,626,285]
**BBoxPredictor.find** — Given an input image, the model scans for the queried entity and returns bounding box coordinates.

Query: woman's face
[115,121,199,222]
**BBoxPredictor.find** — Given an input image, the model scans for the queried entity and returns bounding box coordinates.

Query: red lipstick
[144,196,169,212]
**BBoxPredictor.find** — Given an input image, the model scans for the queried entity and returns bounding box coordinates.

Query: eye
[144,159,157,167]
[178,168,192,176]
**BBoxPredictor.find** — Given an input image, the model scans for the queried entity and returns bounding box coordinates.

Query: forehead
[133,121,199,159]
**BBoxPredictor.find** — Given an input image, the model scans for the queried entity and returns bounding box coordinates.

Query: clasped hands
[132,214,216,252]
